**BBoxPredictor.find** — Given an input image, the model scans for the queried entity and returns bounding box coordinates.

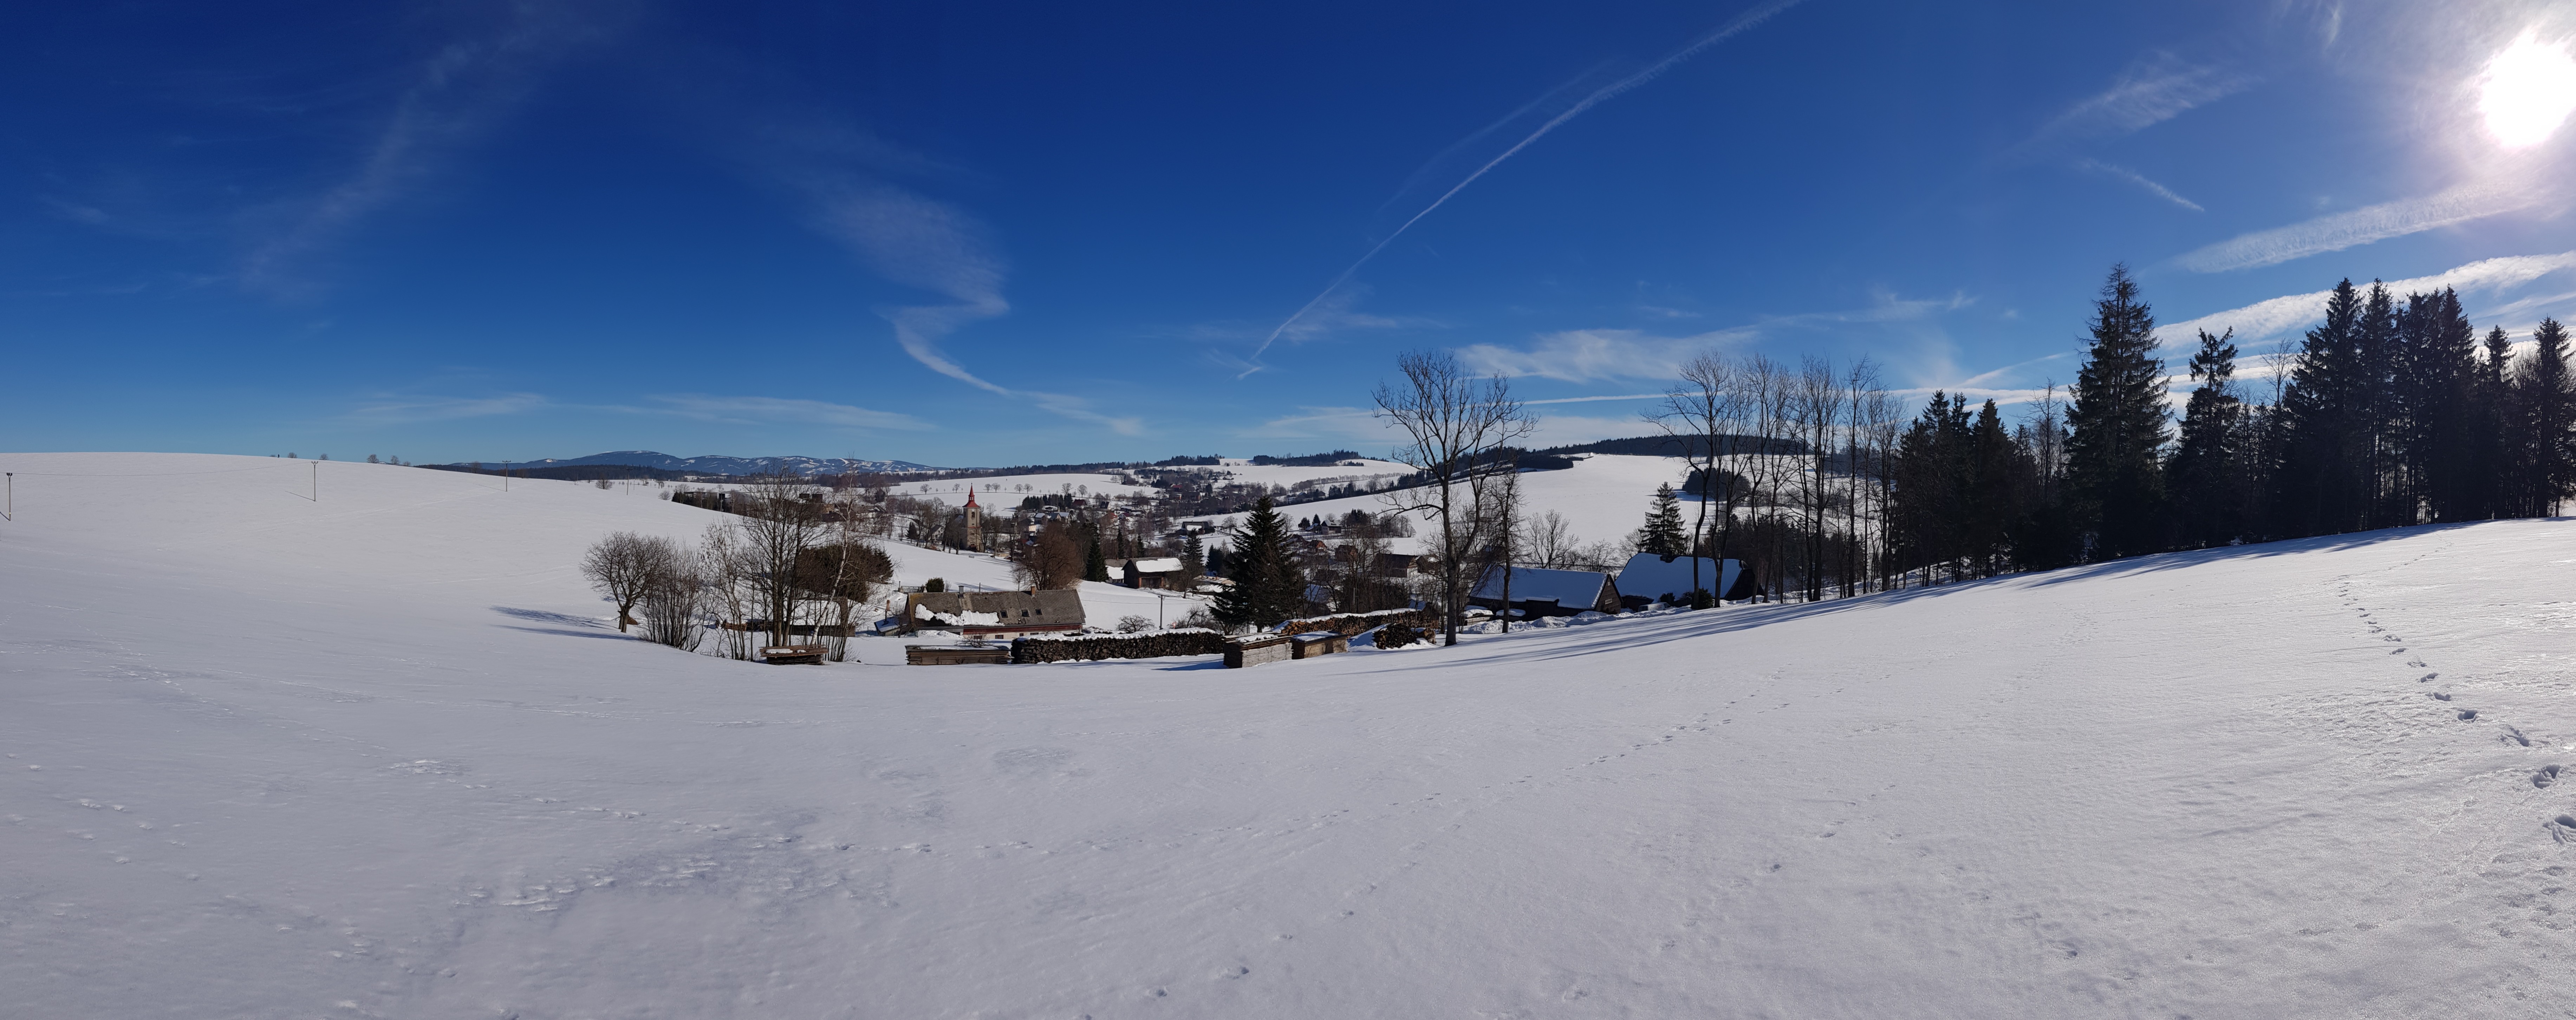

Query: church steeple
[963,486,983,552]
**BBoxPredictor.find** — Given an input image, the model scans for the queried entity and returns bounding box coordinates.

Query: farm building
[897,589,1085,641]
[1468,567,1621,618]
[1615,553,1754,605]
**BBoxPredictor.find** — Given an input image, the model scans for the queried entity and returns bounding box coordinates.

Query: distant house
[1468,567,1621,618]
[897,589,1085,640]
[1117,557,1187,590]
[1615,553,1752,606]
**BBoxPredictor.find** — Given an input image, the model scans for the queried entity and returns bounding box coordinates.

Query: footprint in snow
[2431,692,2451,701]
[2533,765,2561,789]
[2502,726,2531,748]
[2458,710,2478,721]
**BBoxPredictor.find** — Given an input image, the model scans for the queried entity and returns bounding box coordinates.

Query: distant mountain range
[440,451,944,476]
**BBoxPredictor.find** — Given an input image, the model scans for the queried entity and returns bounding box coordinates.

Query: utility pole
[4,472,11,521]
[312,460,318,502]
[504,460,510,492]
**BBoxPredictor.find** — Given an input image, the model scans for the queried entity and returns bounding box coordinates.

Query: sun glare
[2480,30,2576,149]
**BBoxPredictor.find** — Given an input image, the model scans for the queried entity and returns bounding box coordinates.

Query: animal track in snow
[2502,726,2531,748]
[2458,710,2478,721]
[2430,692,2451,701]
[2419,672,2438,682]
[2532,765,2560,789]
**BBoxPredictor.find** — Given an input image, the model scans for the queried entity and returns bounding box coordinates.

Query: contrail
[1237,0,1811,377]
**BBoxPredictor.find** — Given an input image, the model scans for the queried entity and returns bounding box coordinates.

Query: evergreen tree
[2167,328,2243,547]
[2276,279,2368,536]
[1083,530,1109,582]
[1963,399,2027,576]
[2471,326,2517,517]
[2517,318,2576,516]
[2398,289,2479,521]
[2353,282,2401,525]
[1633,483,1687,555]
[1180,532,1205,574]
[1211,496,1307,629]
[2066,265,2170,558]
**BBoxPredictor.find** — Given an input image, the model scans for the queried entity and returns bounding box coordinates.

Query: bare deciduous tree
[1372,350,1534,646]
[1011,521,1086,590]
[1521,510,1579,569]
[737,476,828,647]
[580,532,666,632]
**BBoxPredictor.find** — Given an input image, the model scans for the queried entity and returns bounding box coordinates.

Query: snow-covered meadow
[6,453,2575,1017]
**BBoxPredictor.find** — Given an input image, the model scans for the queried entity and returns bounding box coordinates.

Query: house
[897,589,1085,640]
[1117,557,1187,589]
[1467,567,1621,618]
[1614,553,1754,606]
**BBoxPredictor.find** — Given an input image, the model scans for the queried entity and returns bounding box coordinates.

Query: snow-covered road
[4,454,2572,1017]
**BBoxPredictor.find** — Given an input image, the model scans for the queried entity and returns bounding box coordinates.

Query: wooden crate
[906,644,1011,666]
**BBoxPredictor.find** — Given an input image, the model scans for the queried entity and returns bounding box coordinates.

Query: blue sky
[8,0,2576,466]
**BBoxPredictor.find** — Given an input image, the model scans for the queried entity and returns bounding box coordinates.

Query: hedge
[1012,628,1229,663]
[1277,607,1440,638]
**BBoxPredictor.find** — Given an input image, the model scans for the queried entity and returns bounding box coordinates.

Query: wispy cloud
[769,135,1142,435]
[346,392,547,425]
[1455,291,1972,384]
[2154,250,2576,346]
[2011,54,2252,158]
[2173,179,2549,273]
[1236,406,1397,443]
[645,395,930,431]
[2076,158,2204,211]
[1188,286,1440,373]
[1238,0,1811,376]
[240,4,608,297]
[1457,327,1755,382]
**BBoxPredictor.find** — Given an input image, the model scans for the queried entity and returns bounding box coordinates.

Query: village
[602,448,1769,671]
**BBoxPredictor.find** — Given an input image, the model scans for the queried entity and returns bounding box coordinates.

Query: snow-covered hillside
[6,453,2575,1018]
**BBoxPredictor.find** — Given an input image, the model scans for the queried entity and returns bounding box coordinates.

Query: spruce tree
[2276,279,2366,536]
[2398,289,2479,521]
[1180,532,1205,573]
[1964,399,2024,576]
[2167,328,2243,547]
[1083,530,1109,582]
[2065,265,2170,558]
[1211,496,1307,629]
[2518,318,2576,516]
[2472,326,2517,517]
[1634,483,1687,555]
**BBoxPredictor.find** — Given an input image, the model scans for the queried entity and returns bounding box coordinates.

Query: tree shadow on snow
[489,606,637,641]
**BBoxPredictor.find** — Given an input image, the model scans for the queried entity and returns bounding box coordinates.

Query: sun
[2479,30,2576,149]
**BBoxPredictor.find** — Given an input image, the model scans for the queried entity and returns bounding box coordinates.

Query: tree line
[1639,265,2575,598]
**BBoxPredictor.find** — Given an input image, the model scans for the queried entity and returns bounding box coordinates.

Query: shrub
[1115,615,1154,633]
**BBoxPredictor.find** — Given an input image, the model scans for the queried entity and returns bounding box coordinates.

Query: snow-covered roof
[1470,567,1612,607]
[1615,553,1741,600]
[1127,557,1184,573]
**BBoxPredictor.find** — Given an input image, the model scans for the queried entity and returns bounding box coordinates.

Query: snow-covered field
[7,452,2576,1017]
